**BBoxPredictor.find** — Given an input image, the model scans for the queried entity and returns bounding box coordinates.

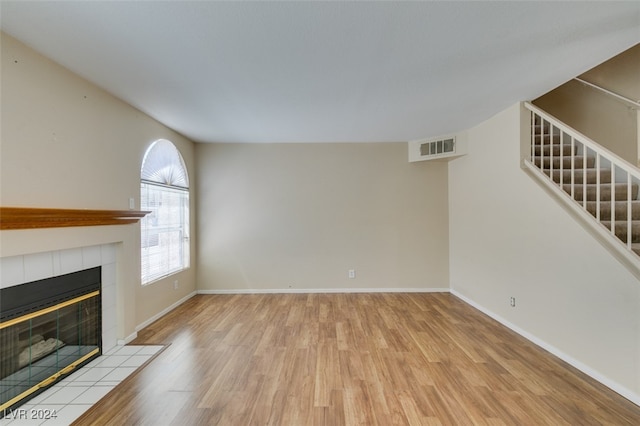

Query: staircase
[527,103,640,257]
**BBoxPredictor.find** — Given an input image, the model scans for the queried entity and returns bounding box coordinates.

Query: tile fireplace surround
[0,244,119,359]
[1,244,122,420]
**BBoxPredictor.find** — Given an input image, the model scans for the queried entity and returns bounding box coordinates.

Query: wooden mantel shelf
[0,207,150,230]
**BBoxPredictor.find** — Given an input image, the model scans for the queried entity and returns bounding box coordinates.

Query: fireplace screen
[0,267,101,415]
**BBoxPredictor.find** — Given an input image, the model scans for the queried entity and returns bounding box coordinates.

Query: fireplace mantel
[0,207,150,230]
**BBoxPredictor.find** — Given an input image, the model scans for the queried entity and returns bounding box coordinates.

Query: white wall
[449,103,640,402]
[196,142,449,292]
[0,33,197,338]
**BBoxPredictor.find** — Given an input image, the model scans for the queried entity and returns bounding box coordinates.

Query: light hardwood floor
[74,293,640,425]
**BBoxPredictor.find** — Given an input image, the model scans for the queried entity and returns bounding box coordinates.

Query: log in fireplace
[0,267,101,416]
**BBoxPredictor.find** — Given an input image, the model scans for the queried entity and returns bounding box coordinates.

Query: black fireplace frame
[1,267,101,322]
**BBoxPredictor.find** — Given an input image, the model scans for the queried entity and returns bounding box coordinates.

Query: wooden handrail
[0,207,150,230]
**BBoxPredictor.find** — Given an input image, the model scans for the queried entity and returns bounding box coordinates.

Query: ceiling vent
[408,134,467,163]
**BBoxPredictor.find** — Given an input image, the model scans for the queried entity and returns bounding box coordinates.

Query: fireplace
[0,267,102,416]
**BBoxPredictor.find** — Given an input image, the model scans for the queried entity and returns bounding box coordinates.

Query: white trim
[135,291,197,332]
[197,287,450,295]
[450,289,640,407]
[117,332,138,346]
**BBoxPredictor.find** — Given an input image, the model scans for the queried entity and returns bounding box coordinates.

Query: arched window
[140,139,190,285]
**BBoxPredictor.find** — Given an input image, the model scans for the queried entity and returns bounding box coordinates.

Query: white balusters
[611,167,616,237]
[595,153,600,221]
[549,123,554,183]
[571,136,576,199]
[525,102,640,258]
[582,142,587,209]
[628,172,633,249]
[559,129,564,187]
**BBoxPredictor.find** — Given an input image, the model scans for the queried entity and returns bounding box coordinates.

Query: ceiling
[1,1,638,144]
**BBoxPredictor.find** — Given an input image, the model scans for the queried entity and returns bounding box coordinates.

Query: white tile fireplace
[0,244,118,353]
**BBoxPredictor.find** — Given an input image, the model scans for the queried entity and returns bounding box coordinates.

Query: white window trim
[140,140,190,286]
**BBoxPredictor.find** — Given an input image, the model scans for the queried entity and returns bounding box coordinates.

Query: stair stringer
[522,160,640,281]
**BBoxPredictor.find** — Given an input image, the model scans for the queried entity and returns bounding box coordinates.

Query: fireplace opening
[0,267,102,416]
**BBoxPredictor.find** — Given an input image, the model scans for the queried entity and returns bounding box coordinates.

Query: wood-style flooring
[74,293,640,425]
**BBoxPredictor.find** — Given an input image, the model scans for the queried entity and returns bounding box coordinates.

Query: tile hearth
[0,345,163,425]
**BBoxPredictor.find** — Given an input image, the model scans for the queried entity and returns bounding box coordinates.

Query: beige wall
[580,43,640,102]
[533,44,639,164]
[196,143,449,291]
[449,103,640,403]
[0,33,197,338]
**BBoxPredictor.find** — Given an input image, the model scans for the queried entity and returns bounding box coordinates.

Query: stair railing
[573,78,640,110]
[524,101,640,257]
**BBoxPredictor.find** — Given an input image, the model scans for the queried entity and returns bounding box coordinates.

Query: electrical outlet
[174,280,179,290]
[509,297,516,307]
[348,269,356,279]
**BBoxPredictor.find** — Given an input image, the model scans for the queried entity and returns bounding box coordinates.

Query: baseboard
[450,289,640,407]
[117,332,137,346]
[135,291,197,332]
[197,287,451,295]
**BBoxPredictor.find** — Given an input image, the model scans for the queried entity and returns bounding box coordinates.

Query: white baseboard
[117,332,137,346]
[135,291,197,332]
[450,289,640,407]
[197,287,450,295]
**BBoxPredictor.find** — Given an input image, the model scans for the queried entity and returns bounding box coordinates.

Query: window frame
[140,140,190,286]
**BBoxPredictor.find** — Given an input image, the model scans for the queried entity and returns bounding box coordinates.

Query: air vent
[419,137,455,157]
[408,134,466,163]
